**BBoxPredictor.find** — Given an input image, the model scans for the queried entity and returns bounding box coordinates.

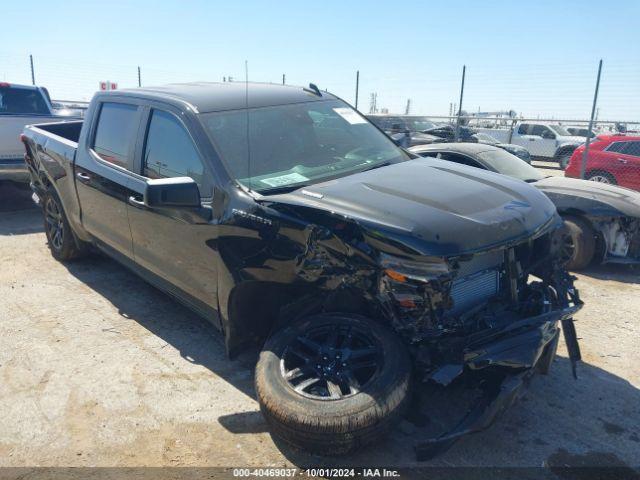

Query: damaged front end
[374,226,583,458]
[593,216,640,264]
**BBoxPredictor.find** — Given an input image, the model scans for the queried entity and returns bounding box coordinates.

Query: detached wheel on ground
[255,314,411,455]
[586,171,616,185]
[560,215,596,270]
[43,187,88,261]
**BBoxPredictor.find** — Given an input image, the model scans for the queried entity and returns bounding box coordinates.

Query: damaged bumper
[415,303,582,461]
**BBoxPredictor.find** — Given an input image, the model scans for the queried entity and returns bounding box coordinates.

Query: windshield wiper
[360,161,392,173]
[258,183,310,195]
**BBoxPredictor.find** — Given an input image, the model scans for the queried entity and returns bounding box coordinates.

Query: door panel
[127,107,219,312]
[75,163,134,256]
[75,101,142,258]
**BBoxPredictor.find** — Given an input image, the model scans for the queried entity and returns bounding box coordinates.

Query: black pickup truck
[21,82,582,458]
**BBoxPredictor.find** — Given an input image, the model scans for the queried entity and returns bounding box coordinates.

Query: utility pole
[580,59,603,179]
[405,99,411,115]
[29,54,35,85]
[355,70,360,110]
[137,66,142,87]
[282,74,285,85]
[453,65,466,141]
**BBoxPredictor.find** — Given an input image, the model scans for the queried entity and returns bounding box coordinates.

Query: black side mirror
[145,177,200,208]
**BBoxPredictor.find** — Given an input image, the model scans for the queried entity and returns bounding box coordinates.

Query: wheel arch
[554,144,578,158]
[223,280,375,357]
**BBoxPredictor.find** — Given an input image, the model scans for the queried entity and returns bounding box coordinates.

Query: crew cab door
[75,100,143,258]
[125,106,220,320]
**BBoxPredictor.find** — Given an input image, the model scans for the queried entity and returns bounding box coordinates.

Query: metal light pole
[30,55,35,85]
[282,74,285,85]
[453,65,466,142]
[137,66,142,87]
[580,59,603,179]
[355,70,360,110]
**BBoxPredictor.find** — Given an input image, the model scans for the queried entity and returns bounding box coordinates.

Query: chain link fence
[2,51,639,189]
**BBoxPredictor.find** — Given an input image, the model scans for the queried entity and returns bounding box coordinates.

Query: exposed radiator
[449,250,503,315]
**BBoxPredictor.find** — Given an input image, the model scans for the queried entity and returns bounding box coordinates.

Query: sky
[1,0,639,121]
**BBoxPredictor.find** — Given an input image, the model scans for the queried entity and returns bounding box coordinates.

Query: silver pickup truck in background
[476,121,585,168]
[0,82,80,184]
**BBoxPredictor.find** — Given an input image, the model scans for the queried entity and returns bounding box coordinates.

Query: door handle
[76,171,91,182]
[528,138,535,141]
[617,158,628,164]
[128,196,146,208]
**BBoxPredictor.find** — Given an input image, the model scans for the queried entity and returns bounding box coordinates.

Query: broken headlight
[379,252,450,283]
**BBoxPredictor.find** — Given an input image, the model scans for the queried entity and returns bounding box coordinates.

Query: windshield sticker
[260,172,309,187]
[333,107,367,125]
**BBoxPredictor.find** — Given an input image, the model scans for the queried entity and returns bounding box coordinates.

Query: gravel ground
[1,181,639,472]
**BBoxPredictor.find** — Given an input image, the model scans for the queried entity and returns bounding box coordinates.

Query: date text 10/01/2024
[232,468,401,477]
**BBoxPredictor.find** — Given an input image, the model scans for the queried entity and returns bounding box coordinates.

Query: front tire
[586,170,616,185]
[560,215,596,270]
[43,188,87,261]
[255,314,411,455]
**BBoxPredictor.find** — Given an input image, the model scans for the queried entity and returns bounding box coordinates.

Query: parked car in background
[409,143,640,270]
[51,101,85,117]
[367,114,446,146]
[420,124,532,163]
[564,125,596,138]
[565,135,640,191]
[1,82,79,184]
[477,122,585,168]
[21,82,582,458]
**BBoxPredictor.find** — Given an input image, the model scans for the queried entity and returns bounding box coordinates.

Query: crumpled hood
[266,159,558,256]
[535,176,640,218]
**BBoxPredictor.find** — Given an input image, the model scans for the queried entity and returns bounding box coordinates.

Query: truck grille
[449,251,503,315]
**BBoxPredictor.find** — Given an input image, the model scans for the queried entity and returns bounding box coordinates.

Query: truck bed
[22,121,83,222]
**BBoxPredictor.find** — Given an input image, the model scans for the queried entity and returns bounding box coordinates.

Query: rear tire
[42,187,88,261]
[586,170,616,185]
[561,215,596,270]
[558,154,572,169]
[255,314,411,456]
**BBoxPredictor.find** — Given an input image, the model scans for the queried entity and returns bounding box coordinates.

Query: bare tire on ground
[42,187,88,261]
[255,314,411,456]
[560,215,597,271]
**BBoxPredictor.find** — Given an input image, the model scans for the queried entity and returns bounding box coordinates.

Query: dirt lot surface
[1,177,639,471]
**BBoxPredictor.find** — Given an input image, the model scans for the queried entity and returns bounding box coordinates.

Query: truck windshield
[476,148,544,182]
[0,86,49,115]
[200,100,410,193]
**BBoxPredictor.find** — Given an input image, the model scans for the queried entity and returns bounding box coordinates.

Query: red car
[565,135,640,190]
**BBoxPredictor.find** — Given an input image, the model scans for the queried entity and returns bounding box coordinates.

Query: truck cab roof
[112,82,334,113]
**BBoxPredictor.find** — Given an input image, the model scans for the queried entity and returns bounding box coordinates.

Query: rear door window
[92,102,139,169]
[531,125,547,137]
[143,109,210,194]
[606,142,627,153]
[438,152,484,169]
[0,86,50,115]
[621,141,640,157]
[518,124,531,134]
